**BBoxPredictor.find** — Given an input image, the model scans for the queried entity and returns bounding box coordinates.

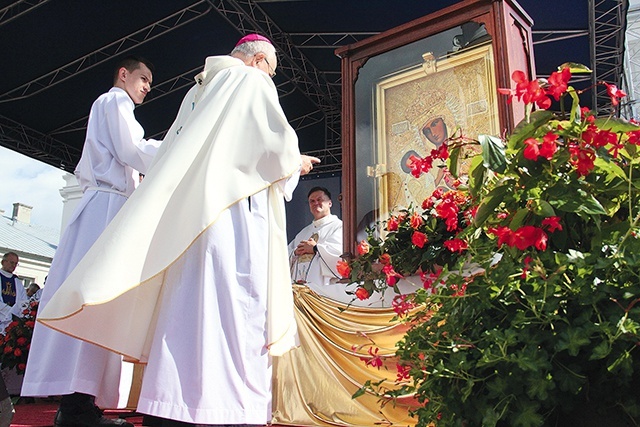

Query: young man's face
[1,255,18,274]
[308,190,332,221]
[122,63,153,105]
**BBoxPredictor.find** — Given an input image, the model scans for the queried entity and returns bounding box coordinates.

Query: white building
[0,203,59,288]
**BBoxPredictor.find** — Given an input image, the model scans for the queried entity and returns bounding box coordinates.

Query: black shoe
[143,414,164,426]
[161,420,195,427]
[53,407,135,427]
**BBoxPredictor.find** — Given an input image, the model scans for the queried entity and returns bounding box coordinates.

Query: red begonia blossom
[382,264,403,286]
[336,260,351,278]
[355,287,370,300]
[435,199,460,231]
[539,132,559,160]
[411,231,428,248]
[409,211,424,229]
[541,216,563,232]
[392,294,415,317]
[523,137,541,160]
[378,253,391,265]
[488,225,515,247]
[396,363,412,383]
[569,143,596,176]
[444,238,469,253]
[387,216,400,231]
[357,240,370,255]
[546,67,571,101]
[360,347,383,369]
[604,82,627,106]
[512,225,548,251]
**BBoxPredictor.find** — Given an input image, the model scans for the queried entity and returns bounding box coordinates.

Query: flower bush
[349,65,640,426]
[1,300,39,375]
[338,181,477,303]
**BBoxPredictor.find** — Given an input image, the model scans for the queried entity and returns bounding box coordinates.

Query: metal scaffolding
[622,2,640,119]
[590,0,629,116]
[0,0,631,174]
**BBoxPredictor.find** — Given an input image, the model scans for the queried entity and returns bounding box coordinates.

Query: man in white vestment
[0,252,29,331]
[288,187,345,301]
[34,35,318,427]
[21,56,162,427]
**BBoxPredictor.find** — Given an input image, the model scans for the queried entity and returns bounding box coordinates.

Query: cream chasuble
[37,56,301,362]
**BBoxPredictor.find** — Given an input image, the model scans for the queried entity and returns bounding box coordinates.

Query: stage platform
[10,399,295,427]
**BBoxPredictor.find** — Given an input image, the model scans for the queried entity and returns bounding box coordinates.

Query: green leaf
[548,186,608,215]
[475,184,510,226]
[468,155,486,197]
[532,199,555,217]
[594,117,640,133]
[512,400,544,427]
[555,328,591,356]
[509,110,555,150]
[447,145,461,178]
[568,87,581,124]
[479,134,507,174]
[594,157,627,184]
[527,376,554,401]
[509,208,530,229]
[558,62,592,74]
[589,340,611,360]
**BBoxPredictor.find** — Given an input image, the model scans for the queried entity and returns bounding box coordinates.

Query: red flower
[546,67,571,101]
[378,253,391,265]
[360,347,383,369]
[3,346,12,354]
[336,260,351,278]
[604,82,627,106]
[13,348,22,357]
[387,216,400,231]
[542,216,563,232]
[592,129,617,149]
[382,264,403,286]
[17,363,26,372]
[411,231,428,248]
[539,132,559,160]
[513,226,548,251]
[355,287,370,300]
[569,143,596,176]
[409,211,423,229]
[435,199,460,231]
[511,71,552,109]
[396,363,411,383]
[444,238,468,253]
[422,197,434,210]
[431,143,449,160]
[391,294,415,317]
[628,130,640,145]
[356,240,370,256]
[488,226,515,247]
[523,137,540,160]
[16,337,27,346]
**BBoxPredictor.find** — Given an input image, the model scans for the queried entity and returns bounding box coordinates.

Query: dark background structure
[0,0,629,177]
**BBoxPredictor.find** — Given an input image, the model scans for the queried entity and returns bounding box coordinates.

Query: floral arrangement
[337,184,477,305]
[347,64,640,426]
[1,299,39,375]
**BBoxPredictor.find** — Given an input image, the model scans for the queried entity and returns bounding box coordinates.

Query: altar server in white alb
[288,187,344,300]
[22,56,161,427]
[35,35,319,426]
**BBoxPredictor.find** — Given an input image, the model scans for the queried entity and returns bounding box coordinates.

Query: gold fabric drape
[272,285,418,426]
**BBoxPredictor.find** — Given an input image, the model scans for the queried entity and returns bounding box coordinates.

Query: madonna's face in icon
[422,117,448,146]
